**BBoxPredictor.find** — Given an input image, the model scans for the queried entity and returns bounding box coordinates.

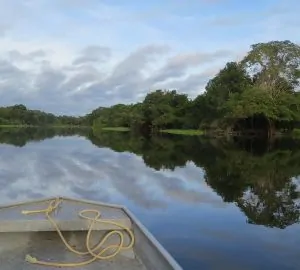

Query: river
[0,127,299,270]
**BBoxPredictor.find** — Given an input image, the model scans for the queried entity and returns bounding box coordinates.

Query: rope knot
[25,254,38,264]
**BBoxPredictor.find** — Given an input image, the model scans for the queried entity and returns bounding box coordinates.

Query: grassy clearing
[0,124,33,128]
[101,127,130,132]
[292,129,300,137]
[160,129,204,136]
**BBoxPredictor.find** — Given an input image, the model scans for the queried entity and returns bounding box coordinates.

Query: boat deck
[0,231,147,270]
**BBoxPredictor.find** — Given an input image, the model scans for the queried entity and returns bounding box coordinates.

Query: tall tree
[141,90,190,130]
[194,62,252,126]
[241,40,300,93]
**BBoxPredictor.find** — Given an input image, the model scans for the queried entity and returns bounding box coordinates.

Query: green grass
[0,124,33,128]
[292,128,300,137]
[101,127,130,132]
[160,129,204,136]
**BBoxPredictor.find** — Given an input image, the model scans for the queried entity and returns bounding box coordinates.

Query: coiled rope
[22,198,135,267]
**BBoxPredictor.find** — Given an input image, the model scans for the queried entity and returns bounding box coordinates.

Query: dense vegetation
[1,40,300,137]
[0,104,88,126]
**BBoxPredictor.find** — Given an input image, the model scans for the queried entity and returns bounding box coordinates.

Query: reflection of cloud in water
[0,137,223,209]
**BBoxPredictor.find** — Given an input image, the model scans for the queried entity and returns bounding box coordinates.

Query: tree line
[0,104,88,126]
[1,40,300,136]
[91,40,300,136]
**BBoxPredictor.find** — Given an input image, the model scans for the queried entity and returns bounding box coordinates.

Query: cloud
[34,66,66,95]
[99,44,171,100]
[72,46,111,65]
[148,50,231,85]
[56,44,173,110]
[109,44,170,82]
[0,60,22,78]
[0,44,243,114]
[7,49,47,62]
[0,60,29,99]
[156,69,220,97]
[70,46,228,108]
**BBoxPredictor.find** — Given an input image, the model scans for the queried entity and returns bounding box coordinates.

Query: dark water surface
[0,128,299,270]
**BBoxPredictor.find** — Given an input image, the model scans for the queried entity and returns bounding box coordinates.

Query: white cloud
[148,50,231,85]
[73,46,111,66]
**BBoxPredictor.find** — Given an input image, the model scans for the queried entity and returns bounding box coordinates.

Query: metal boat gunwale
[123,206,182,270]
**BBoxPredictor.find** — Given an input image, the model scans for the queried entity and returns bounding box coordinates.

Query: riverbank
[98,127,130,132]
[5,123,297,138]
[94,127,204,135]
[0,124,90,128]
[160,129,204,135]
[0,124,33,128]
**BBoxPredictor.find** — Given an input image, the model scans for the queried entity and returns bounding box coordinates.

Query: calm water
[0,128,299,270]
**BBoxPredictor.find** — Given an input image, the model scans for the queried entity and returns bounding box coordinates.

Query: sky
[0,0,299,115]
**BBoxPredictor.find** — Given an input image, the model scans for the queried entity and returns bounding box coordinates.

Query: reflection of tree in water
[0,127,91,147]
[88,131,195,170]
[2,127,299,229]
[238,180,299,229]
[196,138,300,229]
[91,131,300,229]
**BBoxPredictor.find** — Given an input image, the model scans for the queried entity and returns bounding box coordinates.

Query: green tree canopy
[241,40,300,91]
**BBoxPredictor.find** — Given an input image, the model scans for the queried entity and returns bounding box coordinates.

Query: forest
[0,104,88,126]
[1,40,300,137]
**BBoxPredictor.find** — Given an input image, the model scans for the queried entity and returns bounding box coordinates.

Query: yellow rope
[22,198,135,267]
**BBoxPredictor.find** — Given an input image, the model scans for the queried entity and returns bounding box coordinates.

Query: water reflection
[0,128,300,269]
[90,132,300,229]
[1,128,299,229]
[0,127,89,146]
[0,128,221,211]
